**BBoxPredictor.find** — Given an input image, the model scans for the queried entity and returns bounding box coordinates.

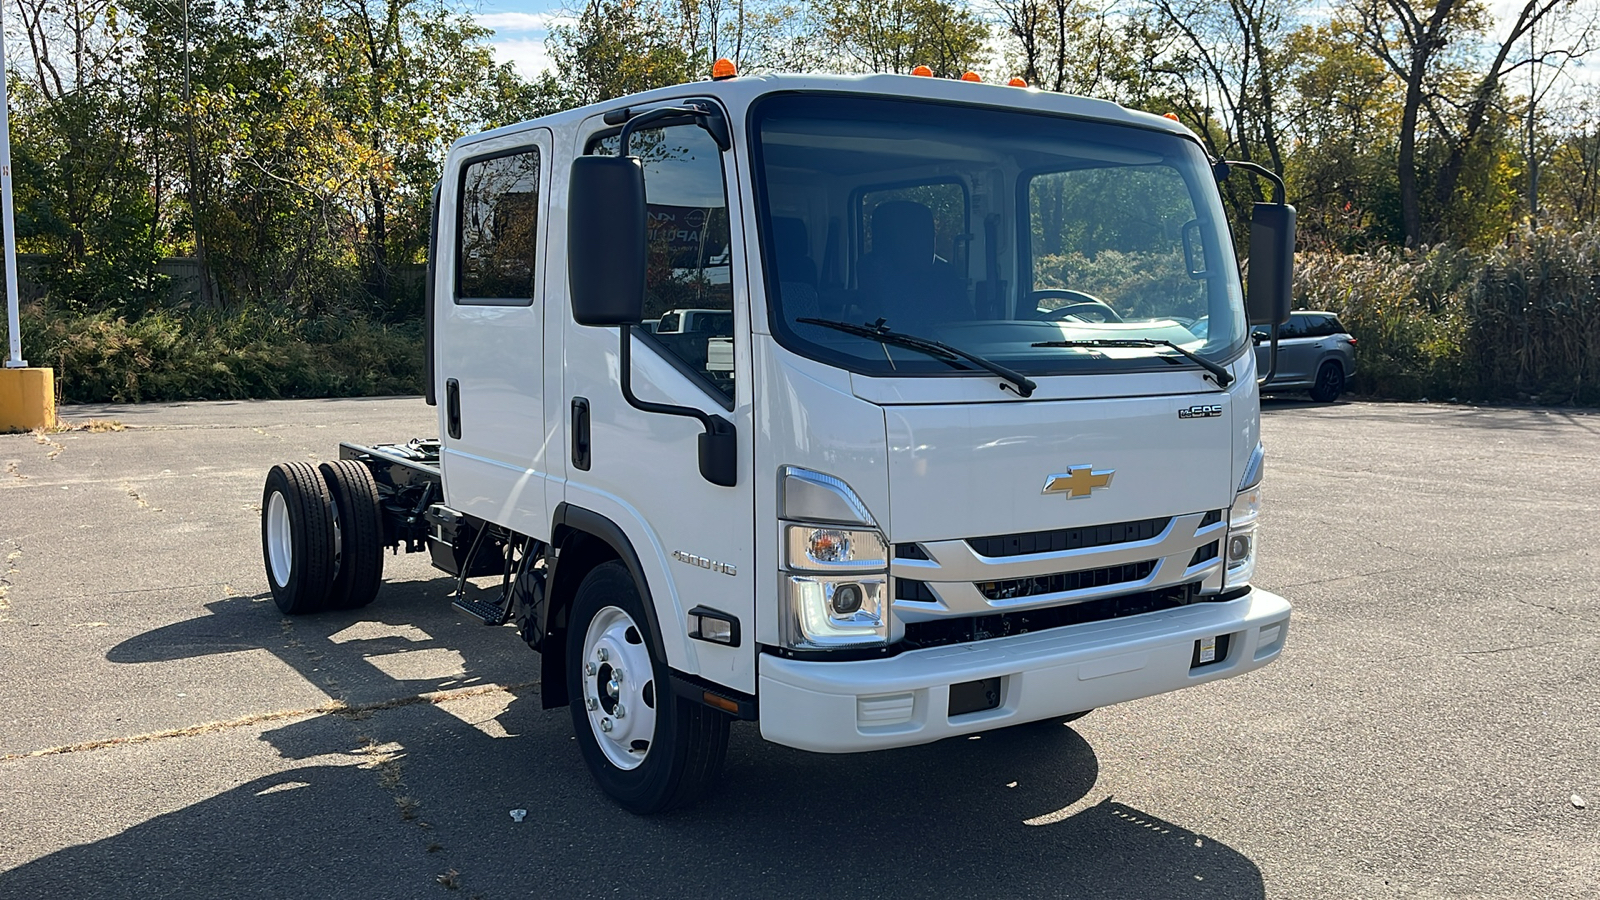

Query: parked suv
[1256,311,1357,402]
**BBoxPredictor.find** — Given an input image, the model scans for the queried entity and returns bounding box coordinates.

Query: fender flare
[544,501,670,666]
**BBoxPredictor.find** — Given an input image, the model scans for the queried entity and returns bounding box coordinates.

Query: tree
[1282,20,1404,248]
[547,0,696,105]
[10,0,166,312]
[1354,0,1590,246]
[995,0,1147,98]
[812,0,990,77]
[1135,0,1299,229]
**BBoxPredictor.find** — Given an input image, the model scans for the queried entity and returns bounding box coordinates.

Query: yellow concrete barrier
[0,367,55,432]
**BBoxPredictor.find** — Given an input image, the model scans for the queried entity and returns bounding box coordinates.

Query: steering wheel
[1031,289,1123,323]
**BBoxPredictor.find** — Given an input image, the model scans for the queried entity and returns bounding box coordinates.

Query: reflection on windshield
[751,94,1245,378]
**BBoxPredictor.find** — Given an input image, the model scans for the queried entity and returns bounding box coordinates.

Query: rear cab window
[457,148,542,305]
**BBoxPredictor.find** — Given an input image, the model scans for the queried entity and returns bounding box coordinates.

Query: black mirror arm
[1257,322,1282,387]
[616,104,731,156]
[618,325,738,486]
[1215,159,1286,205]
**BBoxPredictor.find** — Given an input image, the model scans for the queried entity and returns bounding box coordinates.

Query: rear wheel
[317,460,385,610]
[1309,361,1345,402]
[261,462,336,615]
[567,561,729,814]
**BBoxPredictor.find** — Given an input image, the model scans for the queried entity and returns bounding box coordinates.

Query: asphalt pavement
[0,396,1595,899]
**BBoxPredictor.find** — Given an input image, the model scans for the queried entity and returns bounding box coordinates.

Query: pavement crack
[0,539,18,613]
[1458,645,1538,657]
[32,431,66,461]
[0,681,540,762]
[120,480,159,511]
[1276,564,1421,590]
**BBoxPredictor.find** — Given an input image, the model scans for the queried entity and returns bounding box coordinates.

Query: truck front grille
[966,516,1172,558]
[903,582,1210,649]
[889,509,1228,619]
[976,560,1156,600]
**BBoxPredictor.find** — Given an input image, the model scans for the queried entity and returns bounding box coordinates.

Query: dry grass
[0,680,539,762]
[37,418,126,434]
[1295,225,1600,404]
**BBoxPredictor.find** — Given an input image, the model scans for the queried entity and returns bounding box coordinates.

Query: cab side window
[592,123,735,403]
[457,148,541,305]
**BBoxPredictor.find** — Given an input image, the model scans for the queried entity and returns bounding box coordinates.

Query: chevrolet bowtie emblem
[1042,466,1114,498]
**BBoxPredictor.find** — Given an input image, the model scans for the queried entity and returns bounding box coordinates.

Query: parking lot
[1,396,1595,899]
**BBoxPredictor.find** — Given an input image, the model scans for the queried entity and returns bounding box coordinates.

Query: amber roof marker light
[1008,77,1027,87]
[961,71,981,82]
[911,65,934,77]
[712,58,737,81]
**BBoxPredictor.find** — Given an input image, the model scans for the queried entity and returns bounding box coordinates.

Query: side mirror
[1247,202,1295,327]
[568,155,647,326]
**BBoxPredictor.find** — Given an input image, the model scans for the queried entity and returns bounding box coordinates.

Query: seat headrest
[772,216,817,285]
[870,201,935,266]
[773,216,809,251]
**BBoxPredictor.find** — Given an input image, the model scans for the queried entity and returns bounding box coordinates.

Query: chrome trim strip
[891,511,1226,620]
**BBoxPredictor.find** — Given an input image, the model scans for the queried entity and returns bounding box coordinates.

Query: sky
[475,2,1595,88]
[474,6,568,80]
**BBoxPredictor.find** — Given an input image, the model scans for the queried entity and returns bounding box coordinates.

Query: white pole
[1,1,27,369]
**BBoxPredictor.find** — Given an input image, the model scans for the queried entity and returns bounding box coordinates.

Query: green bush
[1293,225,1600,406]
[2,303,423,403]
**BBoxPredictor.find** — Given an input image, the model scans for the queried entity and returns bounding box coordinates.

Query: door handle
[571,397,591,470]
[446,378,462,439]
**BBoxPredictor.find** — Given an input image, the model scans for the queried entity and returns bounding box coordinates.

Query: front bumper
[758,587,1290,753]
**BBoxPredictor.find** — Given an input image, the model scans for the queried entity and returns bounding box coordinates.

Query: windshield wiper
[798,318,1037,398]
[1030,338,1234,388]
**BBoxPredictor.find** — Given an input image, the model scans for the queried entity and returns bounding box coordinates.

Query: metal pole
[1,0,26,368]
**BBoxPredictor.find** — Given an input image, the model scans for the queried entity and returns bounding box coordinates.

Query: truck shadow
[5,579,1265,899]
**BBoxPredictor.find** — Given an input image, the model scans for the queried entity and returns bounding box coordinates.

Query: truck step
[452,595,511,625]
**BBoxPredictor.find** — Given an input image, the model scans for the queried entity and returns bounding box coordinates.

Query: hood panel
[885,393,1234,543]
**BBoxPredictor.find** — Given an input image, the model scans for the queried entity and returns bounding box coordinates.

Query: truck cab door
[436,130,554,539]
[559,110,755,694]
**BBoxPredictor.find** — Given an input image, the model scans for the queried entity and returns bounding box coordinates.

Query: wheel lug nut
[615,703,626,719]
[584,662,596,676]
[600,717,613,732]
[613,668,623,683]
[586,698,598,711]
[597,648,609,662]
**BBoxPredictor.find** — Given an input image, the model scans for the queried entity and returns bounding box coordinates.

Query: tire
[1309,361,1345,403]
[318,460,386,610]
[261,462,337,615]
[566,561,729,814]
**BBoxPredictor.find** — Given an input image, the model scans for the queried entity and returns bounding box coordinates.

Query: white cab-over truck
[259,71,1297,813]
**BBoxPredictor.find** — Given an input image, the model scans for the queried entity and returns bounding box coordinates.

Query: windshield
[749,94,1247,379]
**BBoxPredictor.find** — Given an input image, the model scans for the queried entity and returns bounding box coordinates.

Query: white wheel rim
[266,490,292,587]
[581,606,657,770]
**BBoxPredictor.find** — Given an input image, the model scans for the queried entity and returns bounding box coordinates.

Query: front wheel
[1309,361,1345,402]
[566,561,729,814]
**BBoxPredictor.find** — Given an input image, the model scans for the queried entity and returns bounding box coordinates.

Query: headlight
[778,468,892,649]
[1224,484,1260,589]
[781,574,889,648]
[785,525,888,572]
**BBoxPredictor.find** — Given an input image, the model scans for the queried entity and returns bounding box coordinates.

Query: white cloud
[474,11,561,32]
[492,36,557,79]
